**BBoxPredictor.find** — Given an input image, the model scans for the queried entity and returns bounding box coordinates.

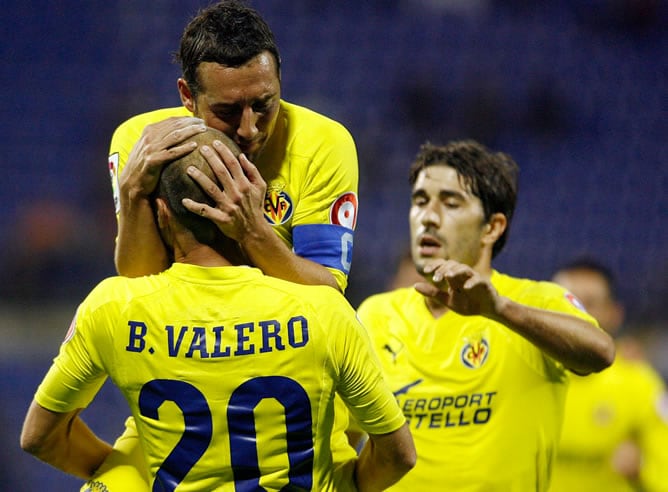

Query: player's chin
[239,138,265,157]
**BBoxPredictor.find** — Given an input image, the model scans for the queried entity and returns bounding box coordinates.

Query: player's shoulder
[494,271,596,324]
[493,270,569,299]
[265,275,354,313]
[280,100,354,140]
[112,106,192,138]
[82,274,165,313]
[358,287,416,315]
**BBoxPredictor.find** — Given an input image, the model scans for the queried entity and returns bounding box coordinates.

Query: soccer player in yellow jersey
[110,0,358,292]
[352,140,616,491]
[101,2,358,489]
[21,128,415,491]
[550,259,668,492]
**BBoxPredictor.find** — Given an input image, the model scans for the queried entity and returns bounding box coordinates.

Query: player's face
[552,269,622,334]
[409,165,488,275]
[185,52,281,159]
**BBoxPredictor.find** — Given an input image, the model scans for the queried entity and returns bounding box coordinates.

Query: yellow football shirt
[35,264,404,491]
[357,270,598,492]
[107,101,359,291]
[550,354,668,492]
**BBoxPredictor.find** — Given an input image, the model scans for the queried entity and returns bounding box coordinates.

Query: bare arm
[20,400,112,479]
[489,296,615,374]
[354,423,416,492]
[115,117,207,277]
[418,260,615,375]
[182,140,339,289]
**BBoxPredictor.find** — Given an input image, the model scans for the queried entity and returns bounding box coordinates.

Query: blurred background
[1,1,666,489]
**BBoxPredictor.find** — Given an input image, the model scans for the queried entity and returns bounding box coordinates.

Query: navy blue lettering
[399,391,497,429]
[259,320,285,353]
[455,395,468,408]
[473,408,492,424]
[185,327,209,358]
[166,325,189,357]
[211,326,230,357]
[414,398,426,412]
[287,316,309,348]
[444,412,457,428]
[458,411,471,426]
[234,322,255,356]
[126,321,147,352]
[414,413,427,428]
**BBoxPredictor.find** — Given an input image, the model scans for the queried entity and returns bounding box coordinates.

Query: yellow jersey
[357,270,598,491]
[107,101,359,291]
[550,353,668,492]
[35,264,404,491]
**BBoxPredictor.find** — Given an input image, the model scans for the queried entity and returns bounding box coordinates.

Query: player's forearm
[354,425,416,492]
[241,228,340,290]
[21,403,112,479]
[46,416,112,479]
[491,296,615,374]
[115,194,169,276]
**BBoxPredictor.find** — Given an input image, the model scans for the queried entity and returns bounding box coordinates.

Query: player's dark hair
[155,128,242,257]
[176,0,281,98]
[554,257,618,299]
[409,140,519,258]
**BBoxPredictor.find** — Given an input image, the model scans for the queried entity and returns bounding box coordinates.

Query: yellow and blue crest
[264,190,293,225]
[461,338,489,369]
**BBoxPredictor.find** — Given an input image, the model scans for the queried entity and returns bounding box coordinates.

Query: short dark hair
[156,127,240,249]
[409,140,519,258]
[554,257,618,299]
[176,0,281,98]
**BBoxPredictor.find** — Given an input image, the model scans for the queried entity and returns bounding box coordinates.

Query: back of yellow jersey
[36,264,404,491]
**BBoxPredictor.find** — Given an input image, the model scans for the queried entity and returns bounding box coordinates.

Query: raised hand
[181,139,268,243]
[415,259,499,316]
[120,117,207,199]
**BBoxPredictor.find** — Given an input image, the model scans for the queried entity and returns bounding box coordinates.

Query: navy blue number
[228,376,314,491]
[138,379,212,492]
[139,376,313,491]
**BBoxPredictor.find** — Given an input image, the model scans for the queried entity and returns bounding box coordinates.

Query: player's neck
[424,297,449,319]
[174,244,235,268]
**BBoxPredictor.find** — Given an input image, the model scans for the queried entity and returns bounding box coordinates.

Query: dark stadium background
[1,1,666,490]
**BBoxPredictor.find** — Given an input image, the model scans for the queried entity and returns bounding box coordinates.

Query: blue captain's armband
[293,224,354,275]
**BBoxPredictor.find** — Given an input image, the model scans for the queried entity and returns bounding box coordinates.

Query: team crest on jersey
[264,188,293,225]
[564,292,586,312]
[461,337,489,369]
[109,153,120,214]
[329,192,358,229]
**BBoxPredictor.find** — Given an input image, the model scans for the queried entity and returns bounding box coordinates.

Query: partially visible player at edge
[549,258,668,492]
[350,140,615,491]
[100,0,359,489]
[21,127,415,491]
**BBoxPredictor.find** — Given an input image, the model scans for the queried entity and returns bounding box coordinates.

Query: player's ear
[155,198,171,230]
[482,213,507,247]
[177,78,196,113]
